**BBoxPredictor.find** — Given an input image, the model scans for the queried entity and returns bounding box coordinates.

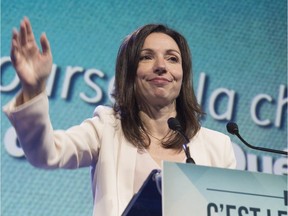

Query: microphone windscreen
[226,122,239,135]
[167,117,182,131]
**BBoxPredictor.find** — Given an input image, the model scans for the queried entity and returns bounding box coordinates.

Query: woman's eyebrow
[141,48,181,55]
[166,49,181,56]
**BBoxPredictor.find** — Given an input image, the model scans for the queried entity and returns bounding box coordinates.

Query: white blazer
[3,93,236,216]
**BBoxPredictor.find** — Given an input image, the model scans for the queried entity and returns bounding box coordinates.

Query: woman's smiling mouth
[148,77,172,85]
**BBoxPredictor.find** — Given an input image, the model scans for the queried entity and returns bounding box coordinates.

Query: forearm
[3,92,60,168]
[3,92,100,169]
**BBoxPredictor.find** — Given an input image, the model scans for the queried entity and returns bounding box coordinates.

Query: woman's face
[135,33,183,107]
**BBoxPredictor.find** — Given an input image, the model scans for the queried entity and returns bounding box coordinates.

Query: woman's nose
[153,58,167,75]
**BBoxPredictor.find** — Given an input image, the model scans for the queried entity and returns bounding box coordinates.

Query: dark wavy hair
[112,24,203,150]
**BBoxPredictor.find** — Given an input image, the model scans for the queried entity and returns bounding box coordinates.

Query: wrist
[22,84,46,103]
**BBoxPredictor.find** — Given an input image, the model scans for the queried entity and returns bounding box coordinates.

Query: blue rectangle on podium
[122,169,162,216]
[162,161,287,216]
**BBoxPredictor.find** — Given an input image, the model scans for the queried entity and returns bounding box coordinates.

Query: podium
[123,162,287,216]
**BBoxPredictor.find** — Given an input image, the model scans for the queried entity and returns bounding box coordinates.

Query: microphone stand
[177,129,196,164]
[167,117,196,164]
[226,122,288,156]
[183,144,195,164]
[235,132,288,156]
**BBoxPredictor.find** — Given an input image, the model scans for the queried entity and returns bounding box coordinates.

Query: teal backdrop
[1,0,287,215]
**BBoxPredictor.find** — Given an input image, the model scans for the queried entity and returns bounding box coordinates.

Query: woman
[4,17,236,215]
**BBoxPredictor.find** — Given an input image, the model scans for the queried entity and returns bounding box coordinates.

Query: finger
[10,45,19,66]
[12,28,20,46]
[19,18,28,46]
[10,28,20,64]
[40,33,51,55]
[24,17,35,42]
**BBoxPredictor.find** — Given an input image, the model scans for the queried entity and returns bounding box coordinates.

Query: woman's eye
[139,55,152,60]
[168,56,179,63]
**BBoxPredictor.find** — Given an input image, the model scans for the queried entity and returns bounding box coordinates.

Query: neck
[139,104,177,140]
[138,99,176,119]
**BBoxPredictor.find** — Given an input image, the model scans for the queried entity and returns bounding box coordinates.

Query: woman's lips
[148,77,172,85]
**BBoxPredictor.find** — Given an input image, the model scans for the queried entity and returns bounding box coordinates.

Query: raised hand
[10,17,53,102]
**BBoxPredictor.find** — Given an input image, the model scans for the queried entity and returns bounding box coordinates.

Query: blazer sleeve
[3,92,101,169]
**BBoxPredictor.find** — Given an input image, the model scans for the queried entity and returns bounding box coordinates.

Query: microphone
[226,122,288,156]
[167,117,196,164]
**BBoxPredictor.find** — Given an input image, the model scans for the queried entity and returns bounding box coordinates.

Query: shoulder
[198,127,229,138]
[192,127,236,168]
[93,105,114,116]
[92,105,120,124]
[195,127,230,144]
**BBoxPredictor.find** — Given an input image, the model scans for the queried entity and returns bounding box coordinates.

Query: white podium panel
[162,161,287,216]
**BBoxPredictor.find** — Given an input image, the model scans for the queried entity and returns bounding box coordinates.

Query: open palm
[10,17,53,97]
